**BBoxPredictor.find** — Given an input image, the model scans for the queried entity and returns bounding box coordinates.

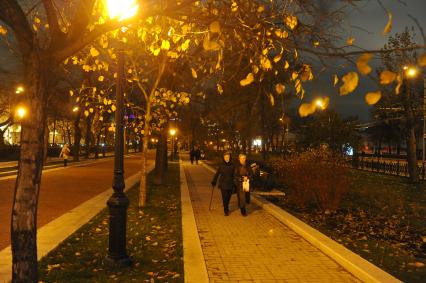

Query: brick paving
[183,161,360,283]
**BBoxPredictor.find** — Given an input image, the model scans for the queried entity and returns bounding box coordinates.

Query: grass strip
[38,162,183,282]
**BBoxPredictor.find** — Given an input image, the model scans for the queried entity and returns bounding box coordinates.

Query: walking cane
[209,185,216,211]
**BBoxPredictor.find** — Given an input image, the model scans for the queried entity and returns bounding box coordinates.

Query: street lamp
[16,106,27,119]
[106,0,138,266]
[15,86,24,94]
[169,128,177,161]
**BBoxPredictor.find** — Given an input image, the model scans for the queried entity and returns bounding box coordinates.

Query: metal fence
[350,158,426,180]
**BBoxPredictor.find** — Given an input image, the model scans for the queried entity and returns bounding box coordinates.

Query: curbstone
[180,160,209,283]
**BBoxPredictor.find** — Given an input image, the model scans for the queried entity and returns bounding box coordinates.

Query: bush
[270,148,348,212]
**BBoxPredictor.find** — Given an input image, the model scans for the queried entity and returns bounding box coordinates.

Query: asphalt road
[0,154,151,250]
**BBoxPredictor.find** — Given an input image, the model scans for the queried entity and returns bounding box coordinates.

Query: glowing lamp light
[253,139,262,147]
[15,86,24,94]
[404,66,418,79]
[72,106,79,112]
[106,0,139,21]
[16,107,27,119]
[169,129,177,136]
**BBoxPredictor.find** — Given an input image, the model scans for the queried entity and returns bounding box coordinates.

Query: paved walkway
[182,160,359,283]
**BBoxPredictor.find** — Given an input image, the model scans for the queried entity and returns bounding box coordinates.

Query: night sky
[1,1,425,121]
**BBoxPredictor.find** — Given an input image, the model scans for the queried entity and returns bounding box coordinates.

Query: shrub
[270,148,349,212]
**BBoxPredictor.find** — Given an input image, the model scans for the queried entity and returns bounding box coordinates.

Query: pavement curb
[0,163,153,283]
[201,162,401,283]
[180,161,209,283]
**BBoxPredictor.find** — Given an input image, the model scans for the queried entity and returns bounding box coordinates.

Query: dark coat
[211,162,235,191]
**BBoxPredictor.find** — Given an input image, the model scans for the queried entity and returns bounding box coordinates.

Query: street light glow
[169,129,177,136]
[15,86,24,94]
[405,66,418,79]
[72,106,79,112]
[16,107,27,119]
[106,0,139,21]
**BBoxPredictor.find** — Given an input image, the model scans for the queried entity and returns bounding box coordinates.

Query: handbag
[242,179,250,192]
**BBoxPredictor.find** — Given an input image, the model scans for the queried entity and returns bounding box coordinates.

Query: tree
[0,1,195,281]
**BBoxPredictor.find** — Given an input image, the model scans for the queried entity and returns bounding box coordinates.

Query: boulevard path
[183,159,359,283]
[0,154,149,250]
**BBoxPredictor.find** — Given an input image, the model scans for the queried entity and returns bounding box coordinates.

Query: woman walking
[211,152,235,216]
[234,153,253,216]
[59,144,71,167]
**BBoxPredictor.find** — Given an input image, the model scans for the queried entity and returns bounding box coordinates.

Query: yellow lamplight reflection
[106,0,139,21]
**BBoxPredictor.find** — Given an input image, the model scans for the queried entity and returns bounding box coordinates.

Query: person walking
[211,152,235,216]
[59,144,71,167]
[190,147,195,164]
[194,146,201,165]
[234,153,253,216]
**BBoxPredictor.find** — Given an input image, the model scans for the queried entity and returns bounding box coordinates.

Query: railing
[350,158,426,180]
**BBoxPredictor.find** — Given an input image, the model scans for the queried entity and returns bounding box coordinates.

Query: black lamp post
[106,48,131,266]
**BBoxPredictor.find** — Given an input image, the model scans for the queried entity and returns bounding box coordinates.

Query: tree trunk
[85,115,92,159]
[139,104,151,207]
[11,51,48,282]
[405,81,419,183]
[73,113,82,162]
[154,127,168,185]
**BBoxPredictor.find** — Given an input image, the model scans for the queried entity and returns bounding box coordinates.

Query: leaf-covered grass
[38,162,183,282]
[269,169,426,283]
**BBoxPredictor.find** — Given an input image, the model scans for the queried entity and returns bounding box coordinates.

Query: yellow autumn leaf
[346,37,355,45]
[89,108,94,113]
[260,56,272,70]
[69,90,74,96]
[300,64,313,81]
[333,75,339,87]
[380,70,397,85]
[395,75,403,95]
[418,53,426,67]
[356,53,373,75]
[284,61,290,69]
[191,68,198,78]
[181,39,191,51]
[257,5,265,13]
[217,84,223,94]
[111,105,116,112]
[203,36,221,51]
[285,15,298,30]
[339,72,359,95]
[268,93,275,106]
[298,103,316,117]
[291,72,298,81]
[103,98,108,105]
[84,110,89,117]
[98,76,104,82]
[275,83,285,94]
[240,73,254,87]
[209,21,221,33]
[161,40,170,50]
[90,47,100,57]
[0,25,7,35]
[273,54,282,63]
[383,12,393,35]
[365,91,382,105]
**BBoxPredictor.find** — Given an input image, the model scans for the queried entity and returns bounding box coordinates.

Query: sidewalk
[182,160,359,283]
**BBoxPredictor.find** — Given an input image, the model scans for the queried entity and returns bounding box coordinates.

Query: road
[0,153,151,250]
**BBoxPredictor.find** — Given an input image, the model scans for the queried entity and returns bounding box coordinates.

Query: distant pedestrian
[194,146,201,165]
[59,144,71,167]
[234,153,253,216]
[190,147,195,164]
[211,152,235,216]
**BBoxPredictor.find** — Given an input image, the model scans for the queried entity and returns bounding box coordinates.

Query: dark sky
[306,0,426,121]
